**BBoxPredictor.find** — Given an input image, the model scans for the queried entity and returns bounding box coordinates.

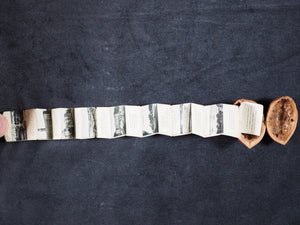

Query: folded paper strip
[3,102,263,142]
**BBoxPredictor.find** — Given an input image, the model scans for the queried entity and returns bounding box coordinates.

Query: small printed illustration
[87,107,96,137]
[38,109,53,139]
[143,104,158,136]
[179,104,191,134]
[113,106,126,137]
[62,109,75,138]
[11,111,27,141]
[216,104,224,134]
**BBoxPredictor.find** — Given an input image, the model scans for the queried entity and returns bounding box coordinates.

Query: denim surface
[0,1,299,224]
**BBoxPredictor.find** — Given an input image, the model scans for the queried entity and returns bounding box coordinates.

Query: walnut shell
[234,99,266,149]
[266,96,298,145]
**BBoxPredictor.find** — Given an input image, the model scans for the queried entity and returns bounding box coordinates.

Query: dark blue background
[0,1,299,224]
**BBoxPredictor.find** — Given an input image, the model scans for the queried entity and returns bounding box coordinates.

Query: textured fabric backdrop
[0,1,299,224]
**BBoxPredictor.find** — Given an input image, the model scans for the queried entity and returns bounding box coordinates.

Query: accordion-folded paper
[3,102,263,142]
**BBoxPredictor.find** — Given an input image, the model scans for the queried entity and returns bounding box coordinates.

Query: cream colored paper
[74,107,96,139]
[24,109,52,140]
[3,102,263,142]
[239,102,263,136]
[51,108,75,140]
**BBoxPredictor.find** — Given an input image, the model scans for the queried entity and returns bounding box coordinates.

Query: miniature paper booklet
[3,102,263,142]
